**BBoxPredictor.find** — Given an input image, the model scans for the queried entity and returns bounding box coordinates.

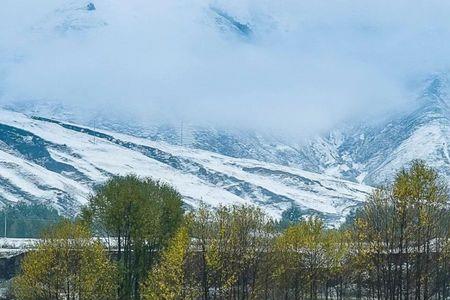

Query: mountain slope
[297,74,450,185]
[6,74,450,192]
[0,109,371,224]
[6,74,450,191]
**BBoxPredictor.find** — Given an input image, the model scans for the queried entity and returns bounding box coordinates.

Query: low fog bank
[1,0,449,137]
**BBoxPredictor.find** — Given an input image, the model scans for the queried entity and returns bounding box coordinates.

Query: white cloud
[1,0,449,136]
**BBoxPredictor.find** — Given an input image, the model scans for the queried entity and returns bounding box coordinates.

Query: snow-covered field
[0,238,38,259]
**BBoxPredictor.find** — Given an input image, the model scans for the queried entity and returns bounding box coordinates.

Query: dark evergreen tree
[277,204,304,229]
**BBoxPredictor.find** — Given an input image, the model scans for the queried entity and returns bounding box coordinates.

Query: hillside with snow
[13,74,449,189]
[296,74,450,185]
[0,108,371,224]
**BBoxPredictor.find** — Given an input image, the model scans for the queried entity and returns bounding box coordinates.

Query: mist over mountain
[3,0,449,135]
[8,73,449,187]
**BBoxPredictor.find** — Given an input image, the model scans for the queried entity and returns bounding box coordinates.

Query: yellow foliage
[141,226,198,300]
[12,221,117,300]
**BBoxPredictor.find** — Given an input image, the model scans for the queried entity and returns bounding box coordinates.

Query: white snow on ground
[0,148,90,204]
[0,238,38,249]
[370,122,450,184]
[0,109,372,221]
[0,238,38,259]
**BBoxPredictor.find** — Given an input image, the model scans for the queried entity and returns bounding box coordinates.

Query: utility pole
[93,120,96,144]
[180,120,183,146]
[3,210,6,238]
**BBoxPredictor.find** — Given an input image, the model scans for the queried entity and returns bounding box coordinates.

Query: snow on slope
[296,74,450,185]
[12,73,449,190]
[0,109,371,224]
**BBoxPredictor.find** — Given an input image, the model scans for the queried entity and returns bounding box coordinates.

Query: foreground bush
[141,226,198,300]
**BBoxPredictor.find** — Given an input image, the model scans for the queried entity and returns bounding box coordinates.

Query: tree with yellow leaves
[81,175,184,300]
[12,220,117,300]
[272,217,350,299]
[141,226,199,300]
[354,160,450,299]
[188,205,275,299]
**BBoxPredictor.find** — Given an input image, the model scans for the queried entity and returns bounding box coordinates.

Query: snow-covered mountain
[2,73,448,226]
[296,74,450,185]
[12,73,449,187]
[161,74,450,187]
[2,0,450,226]
[0,108,371,225]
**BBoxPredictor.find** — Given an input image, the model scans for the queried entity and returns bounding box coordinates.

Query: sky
[1,0,450,136]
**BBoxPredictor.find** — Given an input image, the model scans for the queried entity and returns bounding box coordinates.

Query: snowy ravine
[0,108,371,225]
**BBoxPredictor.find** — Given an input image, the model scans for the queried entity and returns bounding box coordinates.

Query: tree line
[0,203,62,238]
[10,161,450,299]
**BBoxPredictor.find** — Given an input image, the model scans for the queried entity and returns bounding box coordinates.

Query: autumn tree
[272,217,349,299]
[81,175,184,300]
[12,221,116,300]
[354,160,450,299]
[189,204,275,299]
[141,225,199,300]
